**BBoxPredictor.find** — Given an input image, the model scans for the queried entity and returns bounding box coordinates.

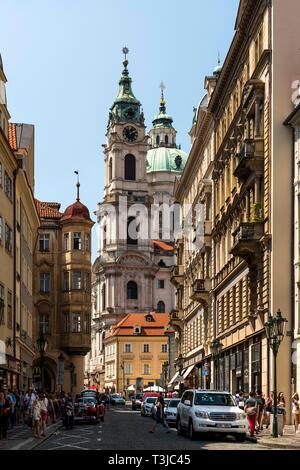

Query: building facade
[172,0,300,422]
[33,186,93,395]
[103,312,170,394]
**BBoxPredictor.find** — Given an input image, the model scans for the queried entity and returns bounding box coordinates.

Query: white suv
[177,389,248,441]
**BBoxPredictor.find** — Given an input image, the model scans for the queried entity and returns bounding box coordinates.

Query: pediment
[118,254,151,267]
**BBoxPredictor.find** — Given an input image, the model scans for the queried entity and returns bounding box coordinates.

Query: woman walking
[244,391,257,437]
[0,392,10,440]
[292,392,300,433]
[149,395,170,434]
[277,391,286,433]
[39,393,48,437]
[31,395,42,438]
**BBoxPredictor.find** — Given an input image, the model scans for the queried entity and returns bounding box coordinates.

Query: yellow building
[104,312,170,394]
[33,184,94,395]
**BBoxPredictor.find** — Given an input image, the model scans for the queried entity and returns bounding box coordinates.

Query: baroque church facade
[85,53,187,391]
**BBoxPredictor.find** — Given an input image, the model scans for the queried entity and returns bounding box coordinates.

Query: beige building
[103,312,170,394]
[33,185,93,395]
[172,0,300,422]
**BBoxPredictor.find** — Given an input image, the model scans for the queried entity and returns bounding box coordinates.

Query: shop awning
[182,365,194,379]
[168,371,180,385]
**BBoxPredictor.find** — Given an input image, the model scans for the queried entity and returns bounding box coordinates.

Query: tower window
[157,301,165,313]
[127,217,138,245]
[124,154,136,180]
[165,135,168,145]
[127,281,138,300]
[156,135,160,145]
[109,158,112,181]
[102,284,106,310]
[73,232,82,250]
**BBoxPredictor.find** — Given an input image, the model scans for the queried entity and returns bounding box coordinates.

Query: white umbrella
[126,384,135,391]
[143,385,164,392]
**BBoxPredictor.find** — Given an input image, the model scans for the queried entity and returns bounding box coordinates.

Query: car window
[194,393,236,406]
[168,400,180,408]
[146,397,156,404]
[181,392,188,403]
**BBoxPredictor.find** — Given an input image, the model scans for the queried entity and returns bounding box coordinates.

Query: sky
[0,0,239,260]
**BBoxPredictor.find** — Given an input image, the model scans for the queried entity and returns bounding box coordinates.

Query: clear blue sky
[0,0,239,260]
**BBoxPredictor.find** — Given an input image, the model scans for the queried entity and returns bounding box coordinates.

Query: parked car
[74,396,100,424]
[164,398,171,414]
[110,394,126,406]
[165,398,181,426]
[177,390,248,441]
[132,393,143,410]
[80,389,98,399]
[141,396,157,417]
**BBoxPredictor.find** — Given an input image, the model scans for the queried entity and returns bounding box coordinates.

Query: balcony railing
[170,264,184,286]
[230,221,264,261]
[234,138,264,182]
[190,278,211,303]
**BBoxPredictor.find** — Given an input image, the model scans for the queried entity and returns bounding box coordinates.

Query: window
[124,363,132,375]
[39,314,49,334]
[124,154,136,180]
[127,281,138,300]
[64,233,69,251]
[102,284,106,310]
[5,224,12,252]
[124,344,132,353]
[165,135,169,145]
[63,312,69,333]
[7,290,12,329]
[63,271,70,291]
[85,234,90,252]
[158,280,165,289]
[143,364,150,375]
[0,216,2,243]
[127,217,138,245]
[156,135,160,145]
[157,301,165,313]
[0,284,4,324]
[143,344,150,353]
[39,234,50,252]
[162,344,168,353]
[40,273,50,293]
[73,232,82,250]
[109,158,112,181]
[84,314,89,334]
[4,172,12,200]
[72,271,82,290]
[72,313,81,333]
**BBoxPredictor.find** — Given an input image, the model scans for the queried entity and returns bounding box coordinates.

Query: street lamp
[210,338,223,389]
[120,363,125,397]
[265,309,288,438]
[162,361,169,392]
[36,328,47,391]
[175,354,184,396]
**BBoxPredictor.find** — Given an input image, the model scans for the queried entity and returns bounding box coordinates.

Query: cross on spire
[122,46,129,60]
[160,81,166,97]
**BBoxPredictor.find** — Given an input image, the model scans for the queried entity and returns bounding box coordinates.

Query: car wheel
[235,434,246,442]
[177,418,184,436]
[188,420,197,441]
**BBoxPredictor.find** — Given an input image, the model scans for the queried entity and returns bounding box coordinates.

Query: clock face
[123,126,138,142]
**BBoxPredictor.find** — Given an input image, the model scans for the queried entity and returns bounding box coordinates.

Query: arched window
[39,314,50,334]
[165,135,169,145]
[157,301,165,313]
[156,135,160,145]
[109,158,112,181]
[127,281,138,300]
[127,217,138,245]
[102,284,106,310]
[124,154,136,180]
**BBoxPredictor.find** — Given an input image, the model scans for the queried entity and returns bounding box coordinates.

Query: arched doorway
[32,356,57,392]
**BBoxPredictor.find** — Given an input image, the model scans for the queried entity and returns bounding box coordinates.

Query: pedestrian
[149,394,171,434]
[38,393,49,437]
[255,390,265,433]
[236,390,245,410]
[47,394,56,423]
[277,391,286,433]
[292,392,300,433]
[19,391,25,424]
[31,396,42,438]
[265,392,273,429]
[99,401,105,422]
[0,392,10,440]
[244,391,257,437]
[7,389,16,428]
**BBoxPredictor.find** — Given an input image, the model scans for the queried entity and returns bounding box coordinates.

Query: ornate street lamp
[210,338,223,389]
[265,309,287,438]
[162,361,169,391]
[36,328,47,391]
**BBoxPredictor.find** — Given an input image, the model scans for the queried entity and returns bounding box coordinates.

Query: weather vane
[74,170,80,201]
[122,46,129,60]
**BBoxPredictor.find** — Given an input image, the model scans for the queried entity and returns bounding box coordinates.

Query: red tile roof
[108,312,173,337]
[35,200,63,219]
[153,240,173,251]
[8,123,18,151]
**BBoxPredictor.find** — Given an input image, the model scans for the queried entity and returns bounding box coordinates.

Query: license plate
[216,423,230,428]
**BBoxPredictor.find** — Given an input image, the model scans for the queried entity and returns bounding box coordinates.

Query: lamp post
[210,338,223,389]
[120,363,125,397]
[264,309,287,438]
[162,361,169,392]
[36,328,47,392]
[175,354,184,396]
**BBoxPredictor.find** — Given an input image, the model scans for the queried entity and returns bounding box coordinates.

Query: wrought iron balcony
[190,279,211,304]
[230,222,264,262]
[234,138,264,182]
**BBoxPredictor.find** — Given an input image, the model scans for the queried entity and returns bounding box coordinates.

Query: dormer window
[145,314,154,322]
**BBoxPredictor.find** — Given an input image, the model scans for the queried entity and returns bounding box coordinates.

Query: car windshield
[168,400,180,408]
[76,398,95,405]
[135,394,142,400]
[146,397,156,404]
[194,393,236,406]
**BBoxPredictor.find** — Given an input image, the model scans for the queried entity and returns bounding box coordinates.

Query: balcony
[230,222,264,262]
[170,264,184,286]
[169,309,184,331]
[140,353,154,360]
[190,279,211,304]
[233,139,264,183]
[60,333,91,355]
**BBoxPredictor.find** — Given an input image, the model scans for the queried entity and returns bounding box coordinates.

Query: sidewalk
[0,420,62,451]
[247,425,300,450]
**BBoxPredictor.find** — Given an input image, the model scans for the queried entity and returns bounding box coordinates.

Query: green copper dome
[146,147,188,173]
[152,95,174,129]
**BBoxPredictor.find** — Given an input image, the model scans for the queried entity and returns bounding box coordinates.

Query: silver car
[141,397,157,417]
[165,398,181,425]
[177,389,248,441]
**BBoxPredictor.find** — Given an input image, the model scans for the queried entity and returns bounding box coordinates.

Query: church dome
[146,147,188,173]
[61,200,92,223]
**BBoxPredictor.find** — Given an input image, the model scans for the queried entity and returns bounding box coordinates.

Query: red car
[74,396,100,424]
